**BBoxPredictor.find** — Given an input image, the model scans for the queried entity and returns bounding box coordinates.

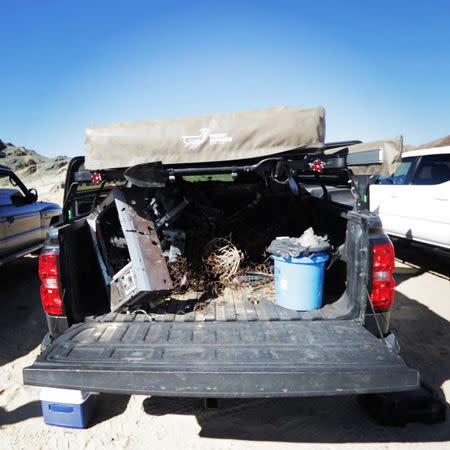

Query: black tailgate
[24,320,419,397]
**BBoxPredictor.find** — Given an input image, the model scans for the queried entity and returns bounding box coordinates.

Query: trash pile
[86,182,286,313]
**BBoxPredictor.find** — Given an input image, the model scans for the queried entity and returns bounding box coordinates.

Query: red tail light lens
[38,250,64,316]
[370,237,395,311]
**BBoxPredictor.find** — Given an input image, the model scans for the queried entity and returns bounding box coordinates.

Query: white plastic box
[40,388,97,428]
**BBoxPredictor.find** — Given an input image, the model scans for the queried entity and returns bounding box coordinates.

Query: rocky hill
[0,139,70,205]
[404,135,450,151]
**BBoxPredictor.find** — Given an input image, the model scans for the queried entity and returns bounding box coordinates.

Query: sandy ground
[0,244,448,449]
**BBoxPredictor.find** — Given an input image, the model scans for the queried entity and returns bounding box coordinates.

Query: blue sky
[1,0,449,157]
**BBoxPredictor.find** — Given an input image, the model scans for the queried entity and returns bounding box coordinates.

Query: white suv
[369,146,450,251]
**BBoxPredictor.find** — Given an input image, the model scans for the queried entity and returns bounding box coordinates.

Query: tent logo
[182,128,232,150]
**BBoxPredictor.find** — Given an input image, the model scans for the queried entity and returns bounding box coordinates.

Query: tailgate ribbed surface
[24,320,419,397]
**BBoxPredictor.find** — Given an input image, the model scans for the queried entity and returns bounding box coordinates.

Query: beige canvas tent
[84,105,402,175]
[85,106,325,169]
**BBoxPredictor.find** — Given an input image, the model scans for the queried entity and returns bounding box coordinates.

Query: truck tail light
[38,249,64,316]
[370,237,395,311]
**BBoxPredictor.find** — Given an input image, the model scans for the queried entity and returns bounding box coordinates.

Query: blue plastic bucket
[273,252,329,311]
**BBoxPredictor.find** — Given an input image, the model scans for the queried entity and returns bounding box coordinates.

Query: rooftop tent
[84,106,326,170]
[325,136,403,176]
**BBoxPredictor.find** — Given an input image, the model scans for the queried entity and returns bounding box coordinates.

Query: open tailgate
[24,320,418,397]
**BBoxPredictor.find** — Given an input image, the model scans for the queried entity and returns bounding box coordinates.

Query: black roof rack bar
[324,140,362,149]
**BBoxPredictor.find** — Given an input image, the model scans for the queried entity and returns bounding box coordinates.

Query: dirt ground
[0,243,449,449]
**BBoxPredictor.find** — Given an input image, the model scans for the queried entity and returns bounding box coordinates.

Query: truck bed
[85,285,346,323]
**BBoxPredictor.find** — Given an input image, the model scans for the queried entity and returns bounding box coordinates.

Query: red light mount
[91,172,103,184]
[310,160,325,173]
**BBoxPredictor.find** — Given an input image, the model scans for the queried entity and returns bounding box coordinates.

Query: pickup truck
[0,164,61,265]
[24,106,419,399]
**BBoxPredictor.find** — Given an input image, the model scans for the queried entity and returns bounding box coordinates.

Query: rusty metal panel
[88,187,172,312]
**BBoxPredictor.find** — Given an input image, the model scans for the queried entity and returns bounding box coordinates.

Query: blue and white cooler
[40,388,97,428]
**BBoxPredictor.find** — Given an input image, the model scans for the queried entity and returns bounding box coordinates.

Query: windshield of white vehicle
[378,157,415,185]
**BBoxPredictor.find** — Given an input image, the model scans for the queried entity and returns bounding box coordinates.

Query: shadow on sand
[393,239,450,280]
[0,402,42,426]
[0,257,47,367]
[89,394,131,427]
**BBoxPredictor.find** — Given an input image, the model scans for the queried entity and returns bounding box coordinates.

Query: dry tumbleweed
[204,237,243,283]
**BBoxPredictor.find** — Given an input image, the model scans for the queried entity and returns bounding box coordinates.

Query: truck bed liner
[24,320,419,397]
[88,292,305,323]
[86,286,347,322]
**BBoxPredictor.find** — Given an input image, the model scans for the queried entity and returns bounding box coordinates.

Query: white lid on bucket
[40,387,95,404]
